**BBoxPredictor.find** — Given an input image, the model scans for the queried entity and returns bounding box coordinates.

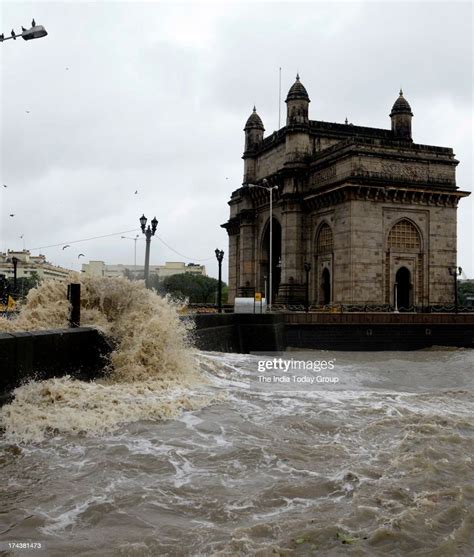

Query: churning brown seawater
[0,279,473,556]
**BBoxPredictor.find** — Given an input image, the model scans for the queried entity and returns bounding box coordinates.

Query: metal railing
[266,303,474,313]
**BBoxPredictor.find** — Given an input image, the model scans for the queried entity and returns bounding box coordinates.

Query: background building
[0,250,72,282]
[223,76,470,308]
[81,261,206,280]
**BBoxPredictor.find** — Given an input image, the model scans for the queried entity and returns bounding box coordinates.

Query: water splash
[0,277,215,442]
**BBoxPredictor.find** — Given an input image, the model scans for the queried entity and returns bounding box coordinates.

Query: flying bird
[65,67,69,71]
[32,19,36,27]
[25,110,30,114]
[9,214,15,217]
[78,253,85,258]
[134,190,138,194]
[225,177,230,180]
[2,184,7,188]
[62,245,70,250]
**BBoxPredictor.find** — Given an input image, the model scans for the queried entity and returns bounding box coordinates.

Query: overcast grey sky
[1,0,472,281]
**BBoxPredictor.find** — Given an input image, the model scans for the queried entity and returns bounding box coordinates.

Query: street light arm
[0,24,47,42]
[246,183,278,192]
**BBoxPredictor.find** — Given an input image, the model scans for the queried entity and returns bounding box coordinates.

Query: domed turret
[244,106,264,151]
[390,89,413,140]
[286,73,310,102]
[244,106,265,131]
[285,74,310,125]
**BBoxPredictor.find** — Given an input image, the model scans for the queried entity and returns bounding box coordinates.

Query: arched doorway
[321,268,331,305]
[260,218,282,301]
[395,266,411,310]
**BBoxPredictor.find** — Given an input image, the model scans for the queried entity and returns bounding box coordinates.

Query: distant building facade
[0,250,71,282]
[223,75,470,308]
[81,261,206,280]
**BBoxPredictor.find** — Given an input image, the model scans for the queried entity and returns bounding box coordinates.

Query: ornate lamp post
[448,266,462,314]
[304,262,311,313]
[215,249,224,313]
[0,20,48,42]
[140,214,158,289]
[247,179,278,311]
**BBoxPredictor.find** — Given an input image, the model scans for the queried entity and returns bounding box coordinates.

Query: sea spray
[0,276,218,442]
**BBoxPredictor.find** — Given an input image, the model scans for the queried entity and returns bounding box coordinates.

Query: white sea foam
[0,277,220,442]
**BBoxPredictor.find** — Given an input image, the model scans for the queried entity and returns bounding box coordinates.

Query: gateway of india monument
[223,75,470,309]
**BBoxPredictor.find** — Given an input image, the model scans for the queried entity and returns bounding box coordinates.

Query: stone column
[227,232,239,304]
[277,198,305,303]
[238,210,256,297]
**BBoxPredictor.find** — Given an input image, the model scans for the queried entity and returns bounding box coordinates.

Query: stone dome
[286,74,310,102]
[390,89,413,115]
[244,106,265,130]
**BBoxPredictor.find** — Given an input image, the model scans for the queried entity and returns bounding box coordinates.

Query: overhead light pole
[0,20,48,43]
[215,249,224,313]
[121,234,140,276]
[448,266,462,314]
[140,214,158,289]
[247,179,278,311]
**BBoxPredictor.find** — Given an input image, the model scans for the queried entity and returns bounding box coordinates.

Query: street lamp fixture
[0,20,48,42]
[215,249,224,313]
[246,178,279,311]
[304,262,311,313]
[448,266,462,314]
[140,214,158,289]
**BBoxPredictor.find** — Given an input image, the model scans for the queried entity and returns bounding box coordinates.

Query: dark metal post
[68,283,81,327]
[215,249,224,313]
[449,266,462,314]
[140,215,158,289]
[304,262,311,313]
[11,257,18,293]
[144,232,151,288]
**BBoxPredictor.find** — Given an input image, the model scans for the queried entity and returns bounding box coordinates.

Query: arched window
[385,219,423,307]
[316,223,333,254]
[388,219,421,250]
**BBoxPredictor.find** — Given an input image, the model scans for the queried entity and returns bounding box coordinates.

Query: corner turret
[390,89,413,140]
[285,74,310,125]
[243,106,264,183]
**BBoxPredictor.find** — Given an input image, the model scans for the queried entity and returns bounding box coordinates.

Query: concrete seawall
[189,313,285,353]
[192,313,474,352]
[0,327,111,403]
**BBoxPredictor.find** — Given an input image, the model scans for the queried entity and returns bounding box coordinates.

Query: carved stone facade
[223,77,470,308]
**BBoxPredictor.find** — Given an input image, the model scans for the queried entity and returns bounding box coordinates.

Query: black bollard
[67,283,81,327]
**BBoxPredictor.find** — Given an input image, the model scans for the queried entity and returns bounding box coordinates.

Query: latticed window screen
[388,220,421,250]
[316,223,333,253]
